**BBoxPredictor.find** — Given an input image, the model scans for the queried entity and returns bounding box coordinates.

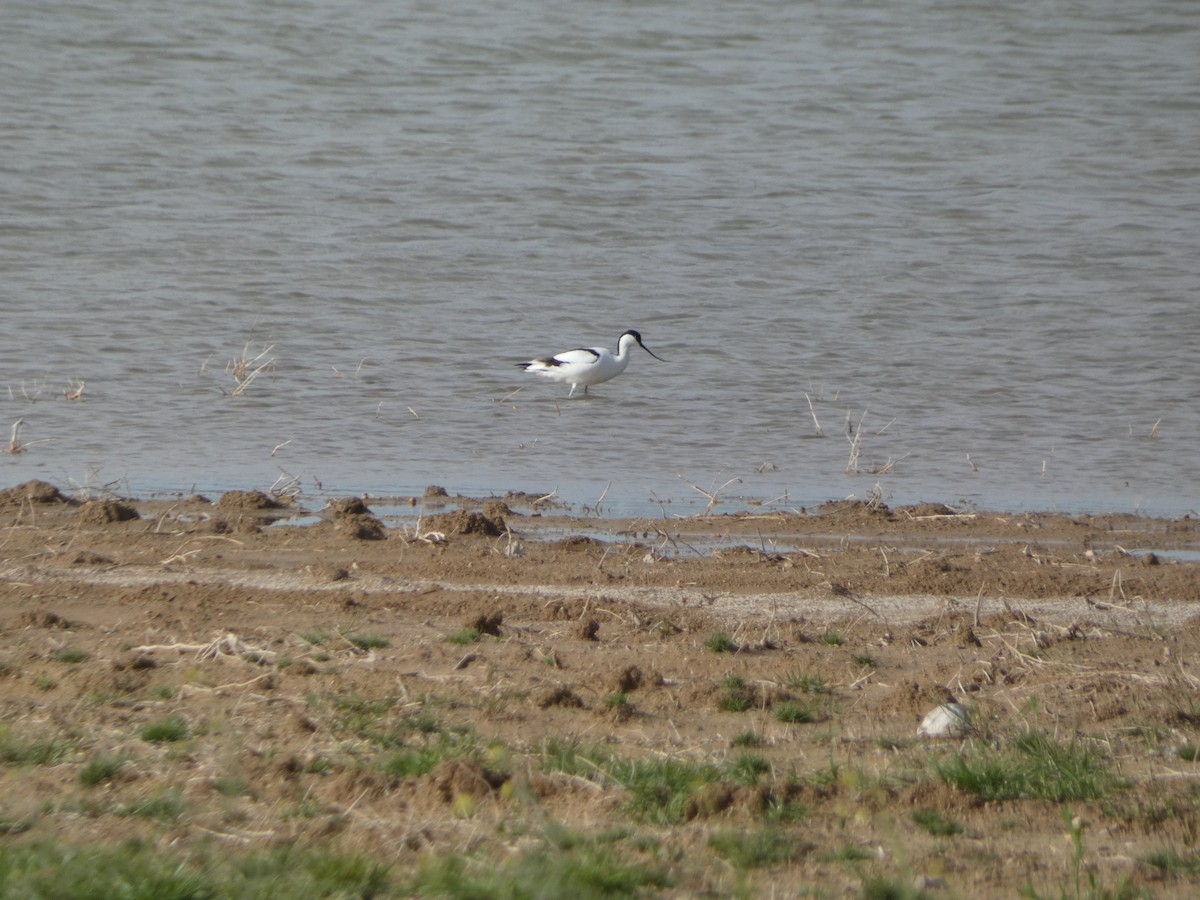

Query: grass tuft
[79,755,125,787]
[708,827,810,869]
[139,715,189,744]
[774,701,819,724]
[705,632,738,653]
[346,633,389,651]
[0,726,74,766]
[936,731,1122,802]
[911,807,964,836]
[51,648,89,664]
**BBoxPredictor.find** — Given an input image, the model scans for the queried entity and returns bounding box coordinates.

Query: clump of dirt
[554,535,604,551]
[483,499,512,520]
[327,497,387,540]
[420,759,508,805]
[328,497,373,517]
[814,498,891,522]
[423,510,505,537]
[610,665,659,693]
[10,610,75,629]
[465,611,504,636]
[536,685,586,709]
[0,479,68,507]
[336,516,387,541]
[76,499,140,524]
[422,485,451,504]
[577,618,600,641]
[218,490,284,511]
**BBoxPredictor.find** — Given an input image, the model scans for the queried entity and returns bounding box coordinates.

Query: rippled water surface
[3,0,1198,515]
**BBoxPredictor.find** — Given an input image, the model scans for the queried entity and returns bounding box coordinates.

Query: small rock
[917,702,971,738]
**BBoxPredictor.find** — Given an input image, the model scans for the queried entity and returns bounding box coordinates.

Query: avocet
[515,329,665,397]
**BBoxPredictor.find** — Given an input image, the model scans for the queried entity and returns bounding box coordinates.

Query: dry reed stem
[844,410,867,473]
[677,471,743,514]
[804,392,824,436]
[227,342,276,396]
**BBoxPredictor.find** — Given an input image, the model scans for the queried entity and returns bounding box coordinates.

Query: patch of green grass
[51,648,89,664]
[708,827,809,870]
[604,691,629,709]
[820,630,844,646]
[311,691,399,737]
[346,633,389,651]
[861,873,932,899]
[79,755,125,787]
[0,726,74,767]
[540,739,720,825]
[728,752,771,787]
[911,807,964,836]
[732,730,764,748]
[1141,846,1200,877]
[409,836,671,898]
[762,795,808,824]
[718,673,754,711]
[148,684,175,700]
[936,732,1122,802]
[116,787,186,821]
[381,731,480,779]
[718,692,753,712]
[851,652,876,667]
[784,670,830,694]
[1177,744,1200,762]
[0,839,393,899]
[705,632,738,653]
[138,715,188,744]
[774,701,819,724]
[213,775,251,798]
[819,845,873,862]
[447,627,483,645]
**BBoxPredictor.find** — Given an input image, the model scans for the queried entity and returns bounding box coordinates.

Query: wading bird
[515,329,665,397]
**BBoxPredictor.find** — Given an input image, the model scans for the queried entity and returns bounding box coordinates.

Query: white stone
[917,702,971,738]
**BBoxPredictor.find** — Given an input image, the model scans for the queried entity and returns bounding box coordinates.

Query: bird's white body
[516,329,664,397]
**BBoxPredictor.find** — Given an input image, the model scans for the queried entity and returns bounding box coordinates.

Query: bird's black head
[622,329,664,361]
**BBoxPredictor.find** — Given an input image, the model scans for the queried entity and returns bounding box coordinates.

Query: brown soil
[2,482,1200,896]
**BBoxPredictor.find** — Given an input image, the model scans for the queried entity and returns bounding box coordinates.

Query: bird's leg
[583,385,589,395]
[568,384,577,398]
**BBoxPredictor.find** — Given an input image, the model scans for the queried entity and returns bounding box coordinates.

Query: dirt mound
[814,498,891,522]
[218,490,284,511]
[423,510,506,537]
[0,480,68,507]
[76,499,140,524]
[328,497,373,517]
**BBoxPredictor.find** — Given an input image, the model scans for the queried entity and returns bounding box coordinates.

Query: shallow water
[3,0,1198,516]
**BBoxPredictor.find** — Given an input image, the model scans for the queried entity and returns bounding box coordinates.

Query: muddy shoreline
[2,479,1200,896]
